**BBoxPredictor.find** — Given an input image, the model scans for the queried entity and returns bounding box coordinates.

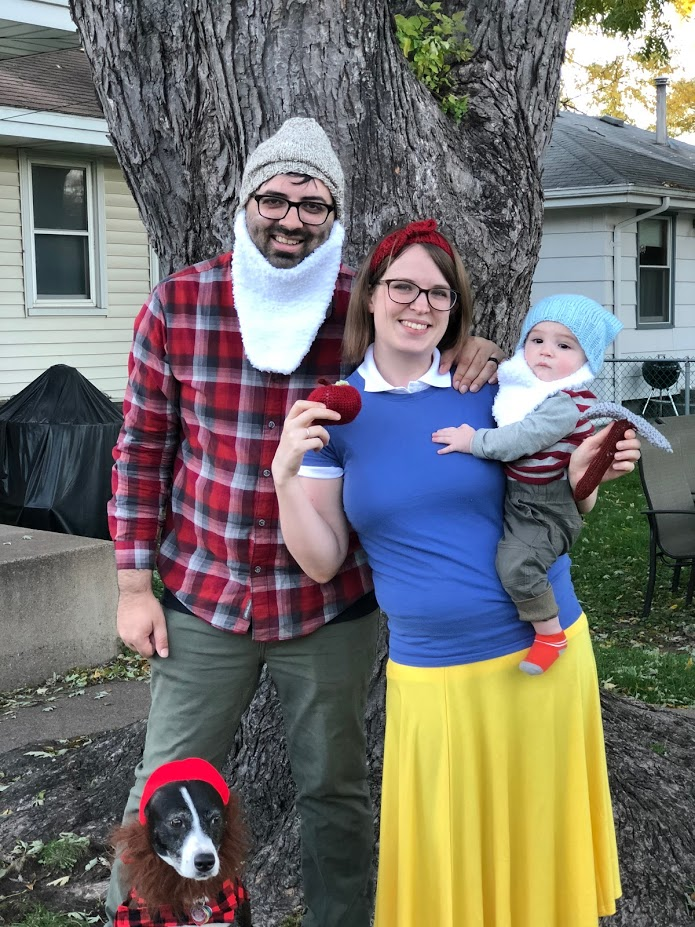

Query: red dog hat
[139,758,230,825]
[369,218,454,277]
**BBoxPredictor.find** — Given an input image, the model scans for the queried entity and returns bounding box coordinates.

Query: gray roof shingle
[0,47,101,119]
[544,110,695,195]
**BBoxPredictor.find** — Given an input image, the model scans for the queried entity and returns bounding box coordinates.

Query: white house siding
[673,214,695,351]
[533,206,695,406]
[102,161,151,398]
[612,211,695,406]
[0,151,151,402]
[531,210,615,309]
[0,151,25,326]
[532,209,619,403]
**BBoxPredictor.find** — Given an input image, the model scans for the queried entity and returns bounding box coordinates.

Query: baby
[433,294,622,674]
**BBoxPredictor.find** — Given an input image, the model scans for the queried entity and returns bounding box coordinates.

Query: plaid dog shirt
[115,878,251,927]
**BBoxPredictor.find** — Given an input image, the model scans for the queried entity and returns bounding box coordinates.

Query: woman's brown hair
[342,226,473,368]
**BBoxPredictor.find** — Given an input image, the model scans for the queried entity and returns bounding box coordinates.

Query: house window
[637,217,672,326]
[20,154,107,315]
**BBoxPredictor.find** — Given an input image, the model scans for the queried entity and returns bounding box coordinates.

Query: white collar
[492,349,594,427]
[231,210,345,374]
[356,345,450,394]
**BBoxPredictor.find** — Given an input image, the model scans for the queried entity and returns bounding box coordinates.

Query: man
[106,117,502,927]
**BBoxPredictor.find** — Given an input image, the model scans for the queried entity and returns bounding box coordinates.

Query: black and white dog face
[145,780,225,880]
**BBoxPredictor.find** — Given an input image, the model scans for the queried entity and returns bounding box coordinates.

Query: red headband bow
[369,219,454,276]
[139,758,230,825]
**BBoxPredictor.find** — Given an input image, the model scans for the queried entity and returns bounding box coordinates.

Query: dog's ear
[111,817,151,867]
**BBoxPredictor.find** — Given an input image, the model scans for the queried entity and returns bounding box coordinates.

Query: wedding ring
[488,356,501,366]
[306,427,311,439]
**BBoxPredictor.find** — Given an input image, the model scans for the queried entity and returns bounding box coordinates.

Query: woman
[271,219,637,927]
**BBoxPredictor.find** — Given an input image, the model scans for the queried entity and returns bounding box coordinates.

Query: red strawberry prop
[307,378,362,424]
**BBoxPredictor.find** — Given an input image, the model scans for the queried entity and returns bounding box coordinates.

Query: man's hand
[440,336,505,394]
[432,423,476,455]
[117,570,169,658]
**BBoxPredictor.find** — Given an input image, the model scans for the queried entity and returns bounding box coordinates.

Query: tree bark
[69,0,575,352]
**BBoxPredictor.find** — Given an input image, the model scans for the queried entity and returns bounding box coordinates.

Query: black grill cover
[0,365,123,539]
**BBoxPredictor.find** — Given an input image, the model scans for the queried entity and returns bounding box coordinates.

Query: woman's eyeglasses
[378,279,459,312]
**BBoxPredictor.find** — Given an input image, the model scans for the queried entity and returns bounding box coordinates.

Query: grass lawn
[572,468,695,706]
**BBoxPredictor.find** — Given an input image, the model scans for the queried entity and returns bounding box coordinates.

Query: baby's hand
[432,424,476,455]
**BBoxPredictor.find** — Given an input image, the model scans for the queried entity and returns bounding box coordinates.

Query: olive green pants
[105,606,379,927]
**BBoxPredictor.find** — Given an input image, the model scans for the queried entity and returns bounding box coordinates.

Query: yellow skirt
[374,615,621,927]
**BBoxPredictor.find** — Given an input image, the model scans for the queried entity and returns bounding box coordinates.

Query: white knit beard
[492,350,594,426]
[231,211,345,374]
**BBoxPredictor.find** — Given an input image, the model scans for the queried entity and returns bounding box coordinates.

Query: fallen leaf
[47,875,70,887]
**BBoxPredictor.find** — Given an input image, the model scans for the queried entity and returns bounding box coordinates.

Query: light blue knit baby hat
[517,294,623,375]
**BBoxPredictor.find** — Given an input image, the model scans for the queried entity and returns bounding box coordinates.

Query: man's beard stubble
[253,222,330,269]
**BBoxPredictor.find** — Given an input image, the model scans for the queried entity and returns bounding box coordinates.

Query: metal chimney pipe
[655,76,669,145]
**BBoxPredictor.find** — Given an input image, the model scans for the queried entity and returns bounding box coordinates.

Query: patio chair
[638,420,695,616]
[655,416,695,497]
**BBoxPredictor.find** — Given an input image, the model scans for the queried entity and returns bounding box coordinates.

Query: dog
[112,758,251,926]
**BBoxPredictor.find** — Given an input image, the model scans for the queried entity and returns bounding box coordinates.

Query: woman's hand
[569,427,641,489]
[439,336,505,394]
[569,427,641,513]
[272,400,348,584]
[271,400,341,487]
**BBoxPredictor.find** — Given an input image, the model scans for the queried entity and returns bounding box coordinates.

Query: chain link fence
[594,357,693,418]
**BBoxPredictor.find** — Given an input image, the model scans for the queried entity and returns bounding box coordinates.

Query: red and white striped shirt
[505,388,596,484]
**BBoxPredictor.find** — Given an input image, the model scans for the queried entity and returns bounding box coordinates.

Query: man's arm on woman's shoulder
[439,336,505,394]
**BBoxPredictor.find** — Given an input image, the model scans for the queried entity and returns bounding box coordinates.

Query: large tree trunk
[69,0,574,352]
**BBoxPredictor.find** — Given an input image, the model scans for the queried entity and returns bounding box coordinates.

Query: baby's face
[524,322,588,382]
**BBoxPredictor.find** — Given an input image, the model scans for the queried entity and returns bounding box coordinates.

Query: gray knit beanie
[237,117,345,219]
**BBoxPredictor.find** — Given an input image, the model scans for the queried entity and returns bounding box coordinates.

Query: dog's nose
[194,852,216,874]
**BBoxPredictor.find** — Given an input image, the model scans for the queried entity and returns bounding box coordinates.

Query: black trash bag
[0,365,123,539]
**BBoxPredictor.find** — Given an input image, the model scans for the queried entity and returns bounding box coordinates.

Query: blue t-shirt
[305,373,582,668]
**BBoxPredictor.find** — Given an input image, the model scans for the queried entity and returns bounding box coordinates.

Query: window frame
[19,151,108,316]
[635,213,675,330]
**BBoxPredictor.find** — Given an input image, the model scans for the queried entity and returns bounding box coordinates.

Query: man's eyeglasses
[378,279,459,312]
[252,194,335,226]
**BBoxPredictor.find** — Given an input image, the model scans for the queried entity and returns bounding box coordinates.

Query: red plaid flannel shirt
[108,252,373,641]
[115,878,250,926]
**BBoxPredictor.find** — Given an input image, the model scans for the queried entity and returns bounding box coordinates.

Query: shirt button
[268,421,276,429]
[254,565,262,574]
[258,519,266,527]
[263,469,271,477]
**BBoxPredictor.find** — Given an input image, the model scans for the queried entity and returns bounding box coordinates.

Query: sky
[562,9,695,144]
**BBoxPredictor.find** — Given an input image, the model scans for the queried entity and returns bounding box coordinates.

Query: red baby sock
[519,631,568,675]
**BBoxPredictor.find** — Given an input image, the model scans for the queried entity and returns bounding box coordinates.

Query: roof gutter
[613,196,670,359]
[3,0,75,32]
[0,105,110,151]
[545,185,695,209]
